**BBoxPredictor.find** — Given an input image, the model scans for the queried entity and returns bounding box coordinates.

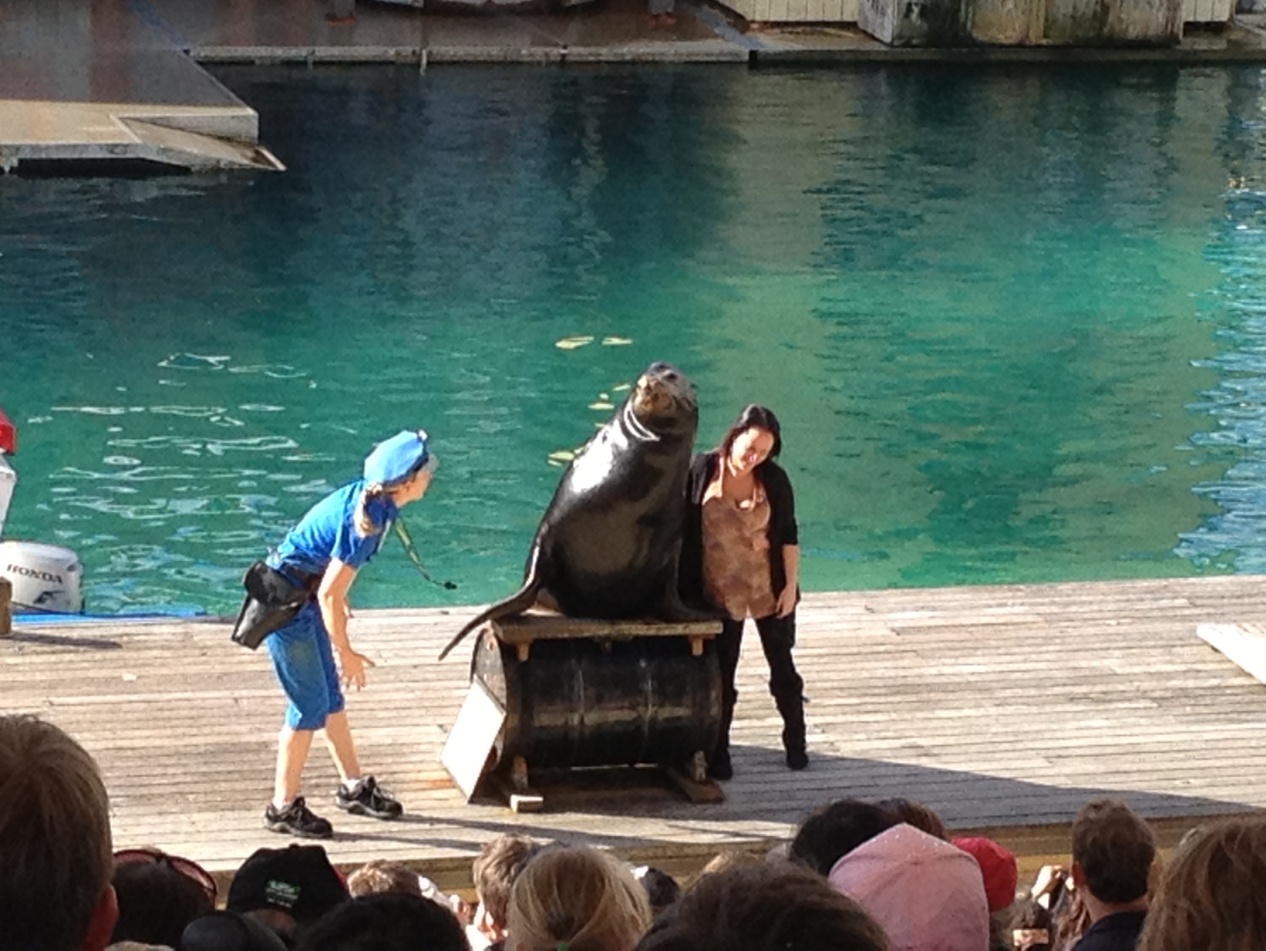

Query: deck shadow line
[3,631,123,651]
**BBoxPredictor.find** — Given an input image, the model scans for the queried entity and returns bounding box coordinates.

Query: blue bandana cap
[363,429,435,487]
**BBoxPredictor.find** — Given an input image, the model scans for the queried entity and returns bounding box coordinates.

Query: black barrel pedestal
[443,614,722,810]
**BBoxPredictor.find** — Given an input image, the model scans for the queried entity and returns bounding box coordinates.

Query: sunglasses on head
[114,847,218,905]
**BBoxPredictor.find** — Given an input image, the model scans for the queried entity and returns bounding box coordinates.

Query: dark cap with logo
[227,844,349,926]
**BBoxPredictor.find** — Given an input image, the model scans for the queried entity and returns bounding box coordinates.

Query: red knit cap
[953,836,1019,912]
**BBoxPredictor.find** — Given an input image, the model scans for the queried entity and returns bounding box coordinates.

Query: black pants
[713,612,806,765]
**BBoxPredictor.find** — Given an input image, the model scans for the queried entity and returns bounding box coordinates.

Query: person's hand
[1030,864,1068,908]
[776,585,797,618]
[337,648,376,690]
[447,893,474,925]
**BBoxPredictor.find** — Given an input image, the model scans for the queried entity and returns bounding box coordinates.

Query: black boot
[709,746,733,781]
[778,696,808,771]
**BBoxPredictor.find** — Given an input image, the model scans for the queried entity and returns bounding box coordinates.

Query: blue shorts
[266,601,345,731]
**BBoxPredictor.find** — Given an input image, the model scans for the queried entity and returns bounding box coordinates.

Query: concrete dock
[0,0,284,172]
[8,0,1266,173]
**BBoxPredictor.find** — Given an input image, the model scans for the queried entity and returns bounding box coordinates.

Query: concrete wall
[722,0,1225,31]
[854,0,1183,44]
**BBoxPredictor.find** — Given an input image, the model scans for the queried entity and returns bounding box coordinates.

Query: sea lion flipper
[437,544,543,661]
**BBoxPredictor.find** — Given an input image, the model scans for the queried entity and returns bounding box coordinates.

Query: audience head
[828,823,991,951]
[295,892,469,951]
[228,844,349,943]
[789,799,900,877]
[952,836,1018,913]
[110,849,216,947]
[631,866,681,917]
[635,863,888,951]
[472,833,540,944]
[181,911,289,951]
[1011,899,1052,951]
[764,841,791,864]
[1137,814,1266,951]
[346,860,422,898]
[695,849,765,884]
[0,714,118,951]
[1070,798,1155,905]
[874,798,949,841]
[507,846,651,951]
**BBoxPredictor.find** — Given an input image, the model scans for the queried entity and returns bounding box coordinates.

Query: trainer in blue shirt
[262,429,436,838]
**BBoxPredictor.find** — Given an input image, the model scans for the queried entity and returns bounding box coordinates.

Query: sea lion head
[629,362,697,435]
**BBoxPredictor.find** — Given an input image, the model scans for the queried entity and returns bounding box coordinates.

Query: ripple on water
[8,65,1266,612]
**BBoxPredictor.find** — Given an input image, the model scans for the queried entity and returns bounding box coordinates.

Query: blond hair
[0,715,113,951]
[507,847,651,951]
[474,834,540,928]
[692,849,764,887]
[347,859,423,898]
[1137,815,1266,951]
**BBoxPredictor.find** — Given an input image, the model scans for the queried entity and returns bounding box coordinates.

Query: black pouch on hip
[230,561,313,650]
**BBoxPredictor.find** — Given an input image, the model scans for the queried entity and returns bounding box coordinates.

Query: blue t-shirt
[268,480,398,578]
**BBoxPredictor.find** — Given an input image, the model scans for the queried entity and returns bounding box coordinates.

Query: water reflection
[0,65,1259,613]
[1178,67,1266,572]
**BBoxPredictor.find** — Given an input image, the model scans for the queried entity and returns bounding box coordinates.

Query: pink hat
[827,824,990,951]
[952,836,1018,912]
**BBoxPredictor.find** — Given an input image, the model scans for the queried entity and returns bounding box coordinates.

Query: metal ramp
[0,102,284,175]
[120,118,284,172]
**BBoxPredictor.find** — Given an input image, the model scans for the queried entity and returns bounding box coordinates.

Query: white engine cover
[0,541,84,613]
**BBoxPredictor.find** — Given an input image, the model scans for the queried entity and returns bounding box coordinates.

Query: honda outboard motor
[0,541,84,614]
[0,409,85,614]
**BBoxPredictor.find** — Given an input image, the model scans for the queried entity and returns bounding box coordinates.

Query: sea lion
[439,361,705,660]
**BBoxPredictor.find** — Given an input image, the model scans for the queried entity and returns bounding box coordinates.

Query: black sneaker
[265,796,333,839]
[335,776,403,820]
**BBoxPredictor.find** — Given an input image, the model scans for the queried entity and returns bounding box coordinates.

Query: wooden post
[0,576,11,637]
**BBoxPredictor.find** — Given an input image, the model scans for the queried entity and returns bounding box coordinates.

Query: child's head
[347,859,422,898]
[472,834,540,943]
[507,846,651,951]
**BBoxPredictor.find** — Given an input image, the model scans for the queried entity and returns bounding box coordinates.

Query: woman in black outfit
[680,404,807,781]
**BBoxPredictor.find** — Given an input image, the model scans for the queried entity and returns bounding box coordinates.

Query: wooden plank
[493,613,721,639]
[6,575,1266,888]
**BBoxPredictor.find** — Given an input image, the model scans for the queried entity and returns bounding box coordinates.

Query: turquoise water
[2,63,1264,615]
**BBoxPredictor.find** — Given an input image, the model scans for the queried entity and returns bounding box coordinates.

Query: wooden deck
[5,575,1266,891]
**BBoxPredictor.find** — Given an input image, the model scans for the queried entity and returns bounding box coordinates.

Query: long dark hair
[717,404,782,462]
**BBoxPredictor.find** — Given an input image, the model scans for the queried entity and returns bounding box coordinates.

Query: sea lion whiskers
[622,402,659,442]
